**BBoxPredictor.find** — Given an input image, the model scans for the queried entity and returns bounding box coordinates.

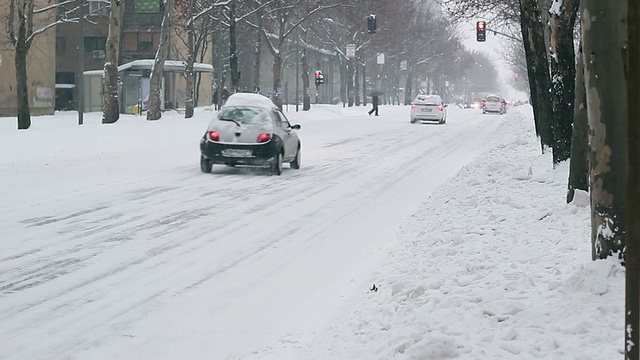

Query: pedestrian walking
[368,93,380,116]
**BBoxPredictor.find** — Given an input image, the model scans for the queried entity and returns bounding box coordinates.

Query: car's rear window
[218,107,267,124]
[486,96,501,102]
[415,96,440,105]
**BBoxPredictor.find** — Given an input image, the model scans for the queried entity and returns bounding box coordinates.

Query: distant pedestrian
[221,87,230,106]
[368,94,379,116]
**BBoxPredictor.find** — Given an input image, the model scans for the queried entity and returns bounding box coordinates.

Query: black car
[199,93,302,175]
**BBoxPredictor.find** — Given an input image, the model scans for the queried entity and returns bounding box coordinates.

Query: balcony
[123,13,164,28]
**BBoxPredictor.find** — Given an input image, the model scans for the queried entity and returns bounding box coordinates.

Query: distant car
[468,98,483,109]
[482,94,504,114]
[199,93,302,175]
[410,94,447,124]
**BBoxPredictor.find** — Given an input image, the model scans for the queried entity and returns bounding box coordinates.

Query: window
[56,72,75,84]
[138,32,153,51]
[123,33,137,51]
[84,36,106,51]
[88,0,109,16]
[134,0,160,12]
[273,110,291,129]
[219,107,264,125]
[56,37,66,54]
[122,32,160,52]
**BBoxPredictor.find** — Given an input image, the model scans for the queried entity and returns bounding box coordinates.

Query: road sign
[346,44,356,59]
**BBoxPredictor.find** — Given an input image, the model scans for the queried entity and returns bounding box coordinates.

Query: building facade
[0,0,57,117]
[55,0,212,114]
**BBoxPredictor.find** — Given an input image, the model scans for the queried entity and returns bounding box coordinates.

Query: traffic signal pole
[475,21,521,42]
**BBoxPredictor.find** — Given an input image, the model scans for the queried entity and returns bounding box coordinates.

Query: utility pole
[77,0,85,125]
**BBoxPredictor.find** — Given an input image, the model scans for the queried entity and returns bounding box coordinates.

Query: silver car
[410,94,447,124]
[482,94,505,114]
[199,93,302,175]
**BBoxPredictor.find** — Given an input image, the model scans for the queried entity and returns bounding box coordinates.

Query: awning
[83,59,214,76]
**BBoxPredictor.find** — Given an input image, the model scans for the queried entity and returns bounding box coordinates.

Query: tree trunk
[340,59,346,105]
[354,62,360,106]
[567,43,589,203]
[301,29,310,111]
[519,0,554,151]
[147,0,174,121]
[15,38,30,129]
[362,62,367,107]
[347,57,354,107]
[626,0,640,356]
[185,19,195,119]
[229,3,240,93]
[102,0,123,124]
[253,14,263,93]
[9,0,35,130]
[272,51,284,109]
[582,0,628,260]
[404,66,413,105]
[549,0,579,165]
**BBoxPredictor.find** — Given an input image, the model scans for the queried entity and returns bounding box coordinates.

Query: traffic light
[514,73,519,81]
[476,21,486,42]
[367,14,377,34]
[314,70,324,85]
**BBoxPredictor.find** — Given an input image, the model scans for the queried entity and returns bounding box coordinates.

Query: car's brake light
[411,104,416,109]
[438,104,444,111]
[257,133,271,143]
[208,131,220,141]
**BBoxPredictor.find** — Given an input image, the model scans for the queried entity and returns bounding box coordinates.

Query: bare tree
[6,0,76,129]
[261,0,340,109]
[566,43,589,203]
[581,0,627,260]
[174,0,203,118]
[147,0,175,121]
[548,0,579,165]
[519,0,554,152]
[102,0,123,124]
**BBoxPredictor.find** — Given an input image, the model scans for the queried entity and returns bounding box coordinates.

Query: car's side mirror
[291,124,301,130]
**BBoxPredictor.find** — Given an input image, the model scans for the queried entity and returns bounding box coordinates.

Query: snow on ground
[0,102,624,360]
[253,106,624,360]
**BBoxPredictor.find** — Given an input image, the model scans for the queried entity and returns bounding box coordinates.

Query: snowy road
[0,105,502,359]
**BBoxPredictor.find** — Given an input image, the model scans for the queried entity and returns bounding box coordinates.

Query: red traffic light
[476,21,486,42]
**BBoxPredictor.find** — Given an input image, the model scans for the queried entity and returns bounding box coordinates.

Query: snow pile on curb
[299,106,624,360]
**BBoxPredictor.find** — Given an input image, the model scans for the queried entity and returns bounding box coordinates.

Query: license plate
[421,108,431,112]
[222,149,252,157]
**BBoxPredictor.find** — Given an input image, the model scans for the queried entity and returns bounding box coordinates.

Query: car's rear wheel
[290,145,301,169]
[200,155,212,173]
[271,152,283,176]
[410,118,416,124]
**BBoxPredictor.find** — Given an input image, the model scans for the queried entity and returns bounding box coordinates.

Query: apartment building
[56,0,212,114]
[0,0,57,117]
